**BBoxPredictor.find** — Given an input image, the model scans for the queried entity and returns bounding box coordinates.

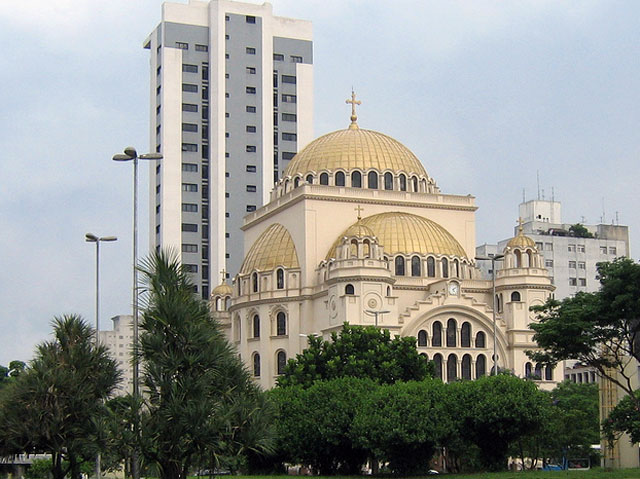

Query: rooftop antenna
[580,215,586,224]
[522,188,526,203]
[602,197,606,224]
[541,188,545,201]
[551,187,555,202]
[537,170,540,200]
[615,211,619,225]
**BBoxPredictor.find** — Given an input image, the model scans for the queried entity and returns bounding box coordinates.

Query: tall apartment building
[99,315,134,396]
[476,199,630,299]
[145,0,313,299]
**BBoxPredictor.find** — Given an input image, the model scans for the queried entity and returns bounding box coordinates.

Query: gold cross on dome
[346,90,361,126]
[517,217,524,233]
[220,269,227,282]
[355,205,364,221]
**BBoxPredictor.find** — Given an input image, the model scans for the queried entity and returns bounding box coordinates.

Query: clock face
[449,283,459,296]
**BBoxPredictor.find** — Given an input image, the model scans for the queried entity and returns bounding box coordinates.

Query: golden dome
[342,221,376,239]
[211,282,233,297]
[240,224,300,274]
[326,212,467,259]
[283,127,430,179]
[507,225,536,249]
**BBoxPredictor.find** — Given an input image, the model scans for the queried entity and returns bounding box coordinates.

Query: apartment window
[544,243,553,251]
[246,145,256,152]
[201,124,208,140]
[273,53,284,61]
[282,132,297,141]
[568,244,576,252]
[225,132,229,138]
[246,125,256,133]
[202,144,209,159]
[569,278,577,286]
[182,183,198,192]
[246,105,256,113]
[291,55,302,63]
[182,103,198,112]
[246,165,256,172]
[202,85,208,100]
[182,203,198,212]
[182,64,198,73]
[225,15,229,21]
[155,225,160,235]
[609,247,617,255]
[182,223,198,232]
[273,72,278,88]
[600,246,607,254]
[578,245,585,253]
[578,261,586,269]
[202,65,209,81]
[184,264,198,273]
[175,42,188,50]
[246,47,256,55]
[545,260,554,267]
[282,94,296,103]
[246,205,256,212]
[246,66,256,74]
[156,104,161,114]
[579,278,587,286]
[182,123,198,132]
[568,261,576,269]
[182,163,198,172]
[535,242,543,250]
[282,113,296,122]
[182,84,198,93]
[182,244,198,253]
[225,34,229,40]
[246,185,257,192]
[246,15,256,23]
[282,152,296,160]
[225,53,229,59]
[282,75,296,84]
[182,143,198,152]
[155,204,160,214]
[195,44,208,52]
[156,85,161,95]
[246,86,256,94]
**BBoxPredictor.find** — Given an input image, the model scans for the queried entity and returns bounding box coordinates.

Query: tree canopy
[568,224,594,238]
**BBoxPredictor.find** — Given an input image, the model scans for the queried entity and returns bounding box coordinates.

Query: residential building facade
[98,315,134,395]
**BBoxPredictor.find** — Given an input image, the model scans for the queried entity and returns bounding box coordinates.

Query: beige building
[211,99,557,390]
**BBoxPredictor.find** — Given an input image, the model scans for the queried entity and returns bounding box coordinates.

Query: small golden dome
[507,222,536,249]
[211,282,233,297]
[326,212,467,259]
[283,127,430,179]
[240,224,300,274]
[342,221,376,239]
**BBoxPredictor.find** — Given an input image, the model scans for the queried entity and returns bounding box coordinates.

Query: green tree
[529,259,640,403]
[135,251,273,479]
[0,316,120,479]
[0,360,26,389]
[277,323,431,388]
[604,389,640,445]
[569,224,594,238]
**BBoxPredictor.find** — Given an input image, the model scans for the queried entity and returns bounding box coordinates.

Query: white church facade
[210,96,556,390]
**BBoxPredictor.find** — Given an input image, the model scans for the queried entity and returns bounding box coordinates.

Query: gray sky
[1,0,638,365]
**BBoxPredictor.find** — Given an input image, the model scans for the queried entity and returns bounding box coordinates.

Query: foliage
[569,224,594,238]
[25,459,53,479]
[353,379,452,474]
[529,259,640,403]
[270,377,377,474]
[136,251,273,479]
[0,360,26,389]
[0,315,121,479]
[603,389,640,445]
[277,323,431,388]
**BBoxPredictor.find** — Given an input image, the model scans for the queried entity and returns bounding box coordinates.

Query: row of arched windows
[424,353,487,382]
[252,350,287,377]
[251,312,287,338]
[418,320,486,349]
[239,269,286,295]
[393,256,465,279]
[525,362,554,381]
[494,291,521,313]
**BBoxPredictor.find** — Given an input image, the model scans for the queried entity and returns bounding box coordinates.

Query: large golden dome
[326,212,467,259]
[283,126,429,178]
[240,224,300,274]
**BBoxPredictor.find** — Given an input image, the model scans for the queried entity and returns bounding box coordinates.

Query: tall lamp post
[365,309,390,327]
[85,232,117,479]
[475,254,504,375]
[113,147,162,479]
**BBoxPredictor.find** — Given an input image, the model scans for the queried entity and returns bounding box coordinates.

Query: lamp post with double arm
[474,254,504,375]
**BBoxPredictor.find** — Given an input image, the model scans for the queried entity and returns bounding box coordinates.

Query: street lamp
[113,146,162,479]
[475,254,505,375]
[85,232,117,479]
[365,309,390,327]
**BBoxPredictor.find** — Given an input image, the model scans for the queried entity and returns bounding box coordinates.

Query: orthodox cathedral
[210,95,556,390]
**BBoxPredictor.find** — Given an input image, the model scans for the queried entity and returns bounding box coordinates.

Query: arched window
[545,365,553,381]
[433,354,443,380]
[499,293,504,313]
[534,363,542,379]
[224,297,230,310]
[367,171,378,189]
[462,354,472,380]
[345,284,355,295]
[399,174,407,191]
[495,294,501,313]
[432,322,442,347]
[510,291,521,302]
[446,318,457,347]
[294,177,301,188]
[386,286,391,296]
[442,258,449,278]
[412,176,418,192]
[276,269,284,289]
[453,259,460,278]
[475,331,486,348]
[335,171,345,186]
[319,173,329,185]
[252,314,260,338]
[276,312,287,336]
[417,330,428,347]
[252,353,261,377]
[447,354,457,382]
[395,256,405,276]
[384,172,393,190]
[306,174,313,184]
[515,250,522,268]
[476,354,486,378]
[351,171,362,188]
[252,272,258,293]
[427,257,436,277]
[411,256,421,276]
[350,239,358,257]
[461,322,471,348]
[237,280,242,296]
[525,362,532,378]
[363,240,371,257]
[277,350,287,375]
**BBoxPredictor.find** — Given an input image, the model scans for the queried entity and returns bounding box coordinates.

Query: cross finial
[517,217,524,233]
[345,90,361,129]
[355,205,364,221]
[220,269,227,283]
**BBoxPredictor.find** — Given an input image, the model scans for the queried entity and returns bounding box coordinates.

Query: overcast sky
[1,0,638,365]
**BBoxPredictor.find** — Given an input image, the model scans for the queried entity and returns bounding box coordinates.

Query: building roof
[240,223,300,274]
[326,212,467,259]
